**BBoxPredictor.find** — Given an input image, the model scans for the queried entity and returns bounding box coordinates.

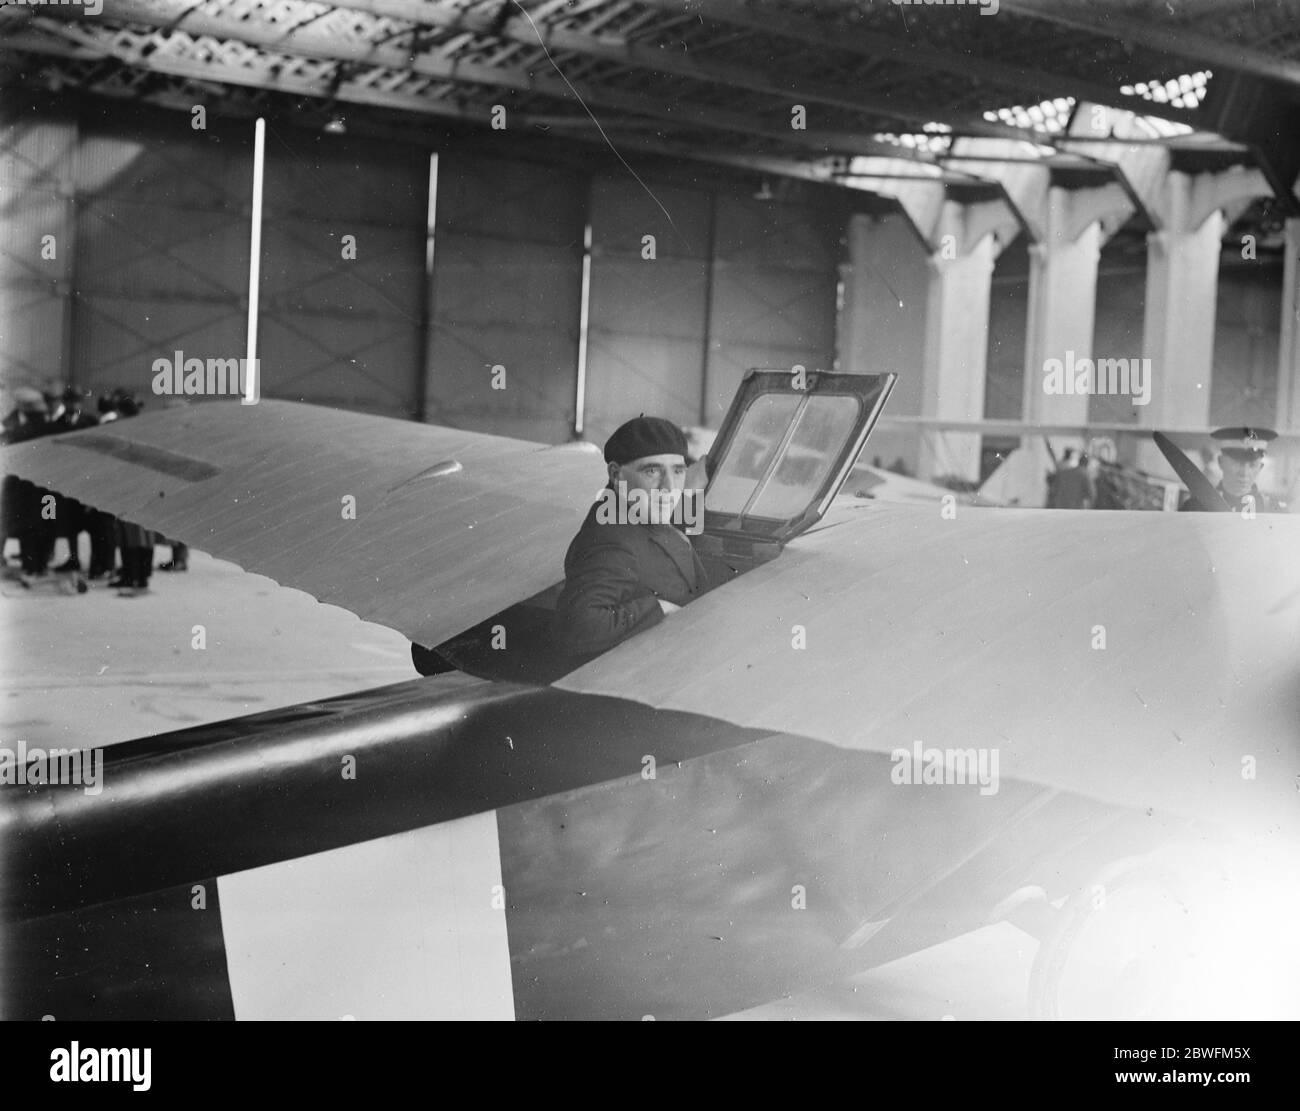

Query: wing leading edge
[0,400,607,648]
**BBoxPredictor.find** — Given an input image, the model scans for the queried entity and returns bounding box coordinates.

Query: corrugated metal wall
[4,105,428,418]
[425,154,585,444]
[582,179,713,447]
[4,101,849,445]
[837,212,929,474]
[0,106,78,399]
[71,111,252,402]
[259,126,426,417]
[703,195,842,426]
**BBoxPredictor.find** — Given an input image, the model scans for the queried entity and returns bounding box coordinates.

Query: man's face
[611,453,687,515]
[1219,452,1264,498]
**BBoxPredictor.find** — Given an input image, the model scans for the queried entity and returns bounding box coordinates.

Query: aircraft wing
[8,395,1296,825]
[845,462,986,506]
[7,396,1300,1020]
[558,501,1300,827]
[0,400,606,647]
[7,396,1296,826]
[876,415,1300,444]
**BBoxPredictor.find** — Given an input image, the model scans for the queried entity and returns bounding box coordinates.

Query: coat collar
[644,523,701,590]
[585,488,703,590]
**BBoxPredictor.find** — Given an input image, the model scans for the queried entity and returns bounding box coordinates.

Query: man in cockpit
[552,415,708,660]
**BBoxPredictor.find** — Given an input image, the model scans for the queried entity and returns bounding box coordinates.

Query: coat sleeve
[552,538,664,657]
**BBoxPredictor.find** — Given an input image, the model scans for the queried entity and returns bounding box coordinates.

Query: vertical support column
[243,117,265,406]
[416,151,439,423]
[698,191,717,427]
[57,149,78,389]
[1274,216,1300,506]
[918,233,996,482]
[1018,190,1104,500]
[1137,172,1224,472]
[1277,217,1300,433]
[839,214,876,375]
[574,181,594,438]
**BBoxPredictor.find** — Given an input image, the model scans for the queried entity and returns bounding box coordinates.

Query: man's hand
[657,598,681,615]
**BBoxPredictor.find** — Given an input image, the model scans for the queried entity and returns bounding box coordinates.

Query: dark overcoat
[552,495,708,658]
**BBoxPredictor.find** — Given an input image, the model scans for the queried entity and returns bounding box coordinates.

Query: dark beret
[604,415,687,466]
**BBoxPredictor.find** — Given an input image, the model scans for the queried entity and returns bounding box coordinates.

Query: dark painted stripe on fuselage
[2,879,235,1021]
[0,676,1179,1021]
[0,678,773,922]
[495,738,1169,1020]
[2,753,1171,1023]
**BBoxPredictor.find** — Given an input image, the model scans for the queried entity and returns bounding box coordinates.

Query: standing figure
[1,388,56,575]
[1049,449,1095,510]
[103,396,157,595]
[49,387,99,573]
[1179,427,1287,514]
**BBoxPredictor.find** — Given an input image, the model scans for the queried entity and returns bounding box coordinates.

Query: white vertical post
[417,151,440,423]
[918,232,996,483]
[574,220,593,437]
[1278,217,1300,433]
[243,116,266,405]
[1136,172,1222,473]
[425,152,440,277]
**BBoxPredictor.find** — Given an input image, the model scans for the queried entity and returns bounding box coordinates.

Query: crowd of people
[1,385,187,596]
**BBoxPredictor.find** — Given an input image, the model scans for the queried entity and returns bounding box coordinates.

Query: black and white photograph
[1,0,1297,1062]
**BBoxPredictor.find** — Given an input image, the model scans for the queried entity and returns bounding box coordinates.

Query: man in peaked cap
[552,415,709,660]
[1180,426,1287,514]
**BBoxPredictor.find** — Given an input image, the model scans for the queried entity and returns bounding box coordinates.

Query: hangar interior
[3,1,1300,1028]
[4,0,1300,499]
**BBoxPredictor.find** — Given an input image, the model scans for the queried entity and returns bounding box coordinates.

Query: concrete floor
[0,538,416,750]
[1,535,1033,1020]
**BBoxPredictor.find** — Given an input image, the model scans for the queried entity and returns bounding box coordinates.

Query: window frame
[703,369,897,544]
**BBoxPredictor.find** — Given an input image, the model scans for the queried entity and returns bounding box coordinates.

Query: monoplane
[3,370,1297,1020]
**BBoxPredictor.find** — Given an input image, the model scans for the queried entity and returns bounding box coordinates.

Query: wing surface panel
[1,400,606,645]
[558,504,1300,824]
